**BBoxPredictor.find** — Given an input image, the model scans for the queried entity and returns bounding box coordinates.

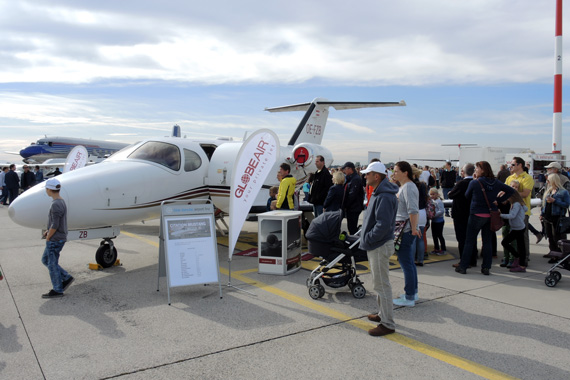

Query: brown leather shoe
[368,324,395,336]
[453,262,473,268]
[367,314,381,322]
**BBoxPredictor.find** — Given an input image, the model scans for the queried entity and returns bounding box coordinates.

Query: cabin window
[184,149,202,172]
[128,141,181,171]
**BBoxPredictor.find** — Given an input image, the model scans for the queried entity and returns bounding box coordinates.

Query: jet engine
[286,143,333,175]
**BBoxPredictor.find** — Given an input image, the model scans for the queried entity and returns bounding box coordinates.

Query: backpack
[426,199,436,220]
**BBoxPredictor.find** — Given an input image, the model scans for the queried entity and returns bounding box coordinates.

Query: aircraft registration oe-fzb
[8,98,406,268]
[16,136,130,164]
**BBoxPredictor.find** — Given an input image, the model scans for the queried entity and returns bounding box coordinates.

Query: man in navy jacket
[359,162,399,337]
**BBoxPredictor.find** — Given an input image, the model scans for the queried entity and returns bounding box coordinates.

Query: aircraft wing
[265,101,406,112]
[407,158,458,162]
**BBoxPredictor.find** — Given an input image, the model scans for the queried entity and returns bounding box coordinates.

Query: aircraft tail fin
[265,98,406,146]
[172,124,181,137]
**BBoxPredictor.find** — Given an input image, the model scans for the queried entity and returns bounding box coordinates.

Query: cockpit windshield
[127,141,181,171]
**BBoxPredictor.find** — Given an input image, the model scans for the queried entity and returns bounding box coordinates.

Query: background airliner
[16,136,130,163]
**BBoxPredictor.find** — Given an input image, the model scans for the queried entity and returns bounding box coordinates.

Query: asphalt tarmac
[1,206,569,380]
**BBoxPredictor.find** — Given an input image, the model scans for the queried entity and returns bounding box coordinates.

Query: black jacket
[4,170,19,190]
[342,173,364,213]
[441,169,457,188]
[21,171,36,190]
[448,177,473,221]
[323,184,344,212]
[308,168,332,206]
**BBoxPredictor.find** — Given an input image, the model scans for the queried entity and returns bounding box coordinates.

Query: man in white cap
[359,162,399,336]
[545,162,569,190]
[41,178,74,298]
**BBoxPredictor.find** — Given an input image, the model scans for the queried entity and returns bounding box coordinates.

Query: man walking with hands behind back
[41,178,74,298]
[359,162,399,336]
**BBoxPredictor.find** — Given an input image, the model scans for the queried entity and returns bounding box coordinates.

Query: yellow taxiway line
[224,268,518,380]
[125,231,518,380]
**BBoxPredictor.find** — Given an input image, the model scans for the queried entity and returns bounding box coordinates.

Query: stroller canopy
[305,210,343,244]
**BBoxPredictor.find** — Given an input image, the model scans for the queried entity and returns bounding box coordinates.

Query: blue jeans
[398,231,418,300]
[460,215,493,270]
[313,205,324,218]
[0,187,7,204]
[414,229,425,264]
[41,240,71,293]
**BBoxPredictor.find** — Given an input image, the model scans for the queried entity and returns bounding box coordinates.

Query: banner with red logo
[228,129,280,259]
[63,145,89,173]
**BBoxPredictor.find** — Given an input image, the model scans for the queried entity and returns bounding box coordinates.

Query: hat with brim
[45,178,61,190]
[361,162,387,175]
[545,162,562,170]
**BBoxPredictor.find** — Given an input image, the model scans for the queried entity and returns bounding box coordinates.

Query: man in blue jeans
[41,177,74,299]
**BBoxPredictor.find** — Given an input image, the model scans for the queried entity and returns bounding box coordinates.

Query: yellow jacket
[276,175,296,210]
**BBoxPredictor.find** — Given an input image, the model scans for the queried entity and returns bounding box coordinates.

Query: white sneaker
[398,293,419,301]
[393,297,415,307]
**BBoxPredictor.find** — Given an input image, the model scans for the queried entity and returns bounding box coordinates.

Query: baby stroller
[544,239,570,287]
[305,210,368,299]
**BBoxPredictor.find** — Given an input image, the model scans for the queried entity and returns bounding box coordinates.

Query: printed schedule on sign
[163,215,219,288]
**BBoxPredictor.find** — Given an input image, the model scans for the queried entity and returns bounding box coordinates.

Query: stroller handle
[348,228,362,249]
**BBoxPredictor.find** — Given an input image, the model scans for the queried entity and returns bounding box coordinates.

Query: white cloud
[0,1,562,85]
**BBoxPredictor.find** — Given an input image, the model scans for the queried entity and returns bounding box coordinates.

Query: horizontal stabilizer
[265,98,406,146]
[265,100,406,113]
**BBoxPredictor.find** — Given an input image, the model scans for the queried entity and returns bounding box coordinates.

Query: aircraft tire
[96,244,118,268]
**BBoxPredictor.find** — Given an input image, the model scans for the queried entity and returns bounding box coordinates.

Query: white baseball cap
[361,162,387,175]
[45,178,61,190]
[545,162,562,170]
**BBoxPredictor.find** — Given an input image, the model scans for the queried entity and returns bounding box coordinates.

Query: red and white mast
[553,0,563,153]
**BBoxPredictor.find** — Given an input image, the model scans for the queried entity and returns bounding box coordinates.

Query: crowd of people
[293,156,570,337]
[0,164,51,206]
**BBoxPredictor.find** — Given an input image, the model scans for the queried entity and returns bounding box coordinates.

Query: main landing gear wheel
[351,284,366,299]
[96,243,118,268]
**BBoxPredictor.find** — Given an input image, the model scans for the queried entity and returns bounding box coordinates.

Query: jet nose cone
[8,203,16,220]
[8,185,51,229]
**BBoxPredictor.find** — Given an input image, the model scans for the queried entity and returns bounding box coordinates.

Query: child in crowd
[302,174,313,202]
[267,186,278,211]
[429,188,446,255]
[500,180,519,267]
[500,191,528,272]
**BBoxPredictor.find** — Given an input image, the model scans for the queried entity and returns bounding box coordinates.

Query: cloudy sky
[0,0,567,165]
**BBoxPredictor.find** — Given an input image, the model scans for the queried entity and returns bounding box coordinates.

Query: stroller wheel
[309,284,325,299]
[552,271,562,282]
[306,273,318,288]
[351,284,366,299]
[545,274,558,288]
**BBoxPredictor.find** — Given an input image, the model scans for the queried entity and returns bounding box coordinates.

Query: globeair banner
[63,145,89,173]
[228,129,280,260]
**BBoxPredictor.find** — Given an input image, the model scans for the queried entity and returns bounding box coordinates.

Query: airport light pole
[553,0,563,154]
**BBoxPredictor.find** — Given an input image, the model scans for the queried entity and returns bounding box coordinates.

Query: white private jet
[8,98,406,267]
